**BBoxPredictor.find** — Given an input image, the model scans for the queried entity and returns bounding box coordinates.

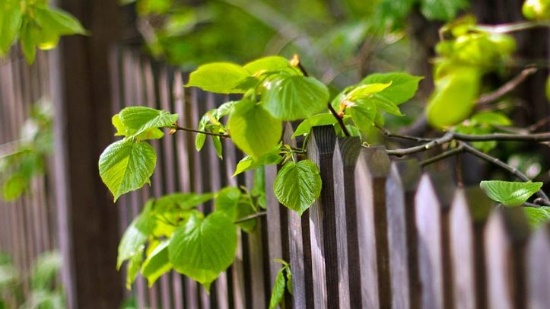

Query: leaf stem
[234,211,267,224]
[327,103,350,137]
[172,125,230,138]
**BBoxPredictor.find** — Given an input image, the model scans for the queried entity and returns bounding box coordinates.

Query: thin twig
[461,142,549,201]
[234,211,267,224]
[172,125,230,138]
[376,124,433,142]
[476,67,537,106]
[528,116,550,132]
[453,131,550,142]
[385,132,454,157]
[327,103,350,137]
[419,145,464,167]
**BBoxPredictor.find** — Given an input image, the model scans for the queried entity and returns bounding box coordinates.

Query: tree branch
[376,124,433,142]
[419,145,464,167]
[234,211,267,224]
[327,103,350,137]
[476,67,537,106]
[385,132,454,157]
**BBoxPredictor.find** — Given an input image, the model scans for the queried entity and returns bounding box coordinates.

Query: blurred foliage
[0,251,64,309]
[0,100,53,201]
[124,0,469,85]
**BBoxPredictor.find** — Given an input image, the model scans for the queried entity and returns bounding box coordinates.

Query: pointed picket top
[415,174,444,309]
[484,208,530,309]
[526,224,550,308]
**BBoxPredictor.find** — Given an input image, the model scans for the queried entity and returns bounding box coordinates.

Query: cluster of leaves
[0,251,65,309]
[0,0,86,63]
[426,16,516,129]
[375,0,469,29]
[1,102,53,201]
[116,188,263,291]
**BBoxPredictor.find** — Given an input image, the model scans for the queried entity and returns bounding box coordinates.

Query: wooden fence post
[484,208,530,309]
[527,225,550,309]
[306,125,338,308]
[386,160,421,309]
[355,146,392,308]
[333,137,362,307]
[449,188,492,309]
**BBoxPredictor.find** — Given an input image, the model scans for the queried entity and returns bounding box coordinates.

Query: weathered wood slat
[333,137,362,308]
[527,225,550,309]
[386,160,421,309]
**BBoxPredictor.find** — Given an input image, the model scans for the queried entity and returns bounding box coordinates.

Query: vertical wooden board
[527,225,550,309]
[285,122,314,309]
[332,137,362,308]
[306,125,338,309]
[449,190,476,309]
[386,160,421,309]
[484,208,530,309]
[415,175,443,309]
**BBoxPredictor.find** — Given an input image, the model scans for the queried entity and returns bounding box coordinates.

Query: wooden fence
[0,51,58,300]
[2,43,550,308]
[111,47,550,309]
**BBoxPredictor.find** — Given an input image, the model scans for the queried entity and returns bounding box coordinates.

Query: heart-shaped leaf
[274,160,322,215]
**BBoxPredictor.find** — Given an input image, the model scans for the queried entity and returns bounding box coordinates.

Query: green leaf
[141,240,171,287]
[361,72,423,105]
[370,95,403,116]
[269,266,287,309]
[118,106,178,139]
[99,139,157,201]
[34,6,87,35]
[113,114,164,140]
[262,75,329,121]
[2,173,28,201]
[523,207,550,229]
[20,19,38,63]
[215,187,242,218]
[126,246,145,289]
[228,100,282,159]
[274,160,322,215]
[244,56,295,75]
[471,112,512,126]
[117,201,156,268]
[30,251,62,290]
[348,102,377,131]
[293,113,338,137]
[168,212,237,291]
[420,0,469,21]
[0,5,22,56]
[346,83,392,101]
[155,192,215,212]
[186,62,252,94]
[480,180,543,207]
[233,146,282,176]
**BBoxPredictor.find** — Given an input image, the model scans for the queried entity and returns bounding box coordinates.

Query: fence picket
[527,225,550,309]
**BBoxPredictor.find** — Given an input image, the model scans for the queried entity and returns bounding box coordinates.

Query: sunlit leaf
[262,75,329,121]
[244,56,296,75]
[0,5,22,56]
[523,207,550,229]
[293,113,338,137]
[186,62,252,93]
[361,72,423,105]
[141,240,171,287]
[228,100,282,159]
[480,180,543,207]
[269,266,287,309]
[274,160,322,215]
[99,139,156,201]
[118,106,178,139]
[117,201,156,268]
[168,212,237,291]
[34,6,87,35]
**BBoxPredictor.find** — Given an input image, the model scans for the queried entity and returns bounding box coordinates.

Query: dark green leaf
[168,212,237,291]
[274,160,322,215]
[228,100,282,159]
[361,72,423,105]
[480,180,543,207]
[99,139,157,201]
[186,62,251,94]
[262,75,329,121]
[215,187,242,218]
[155,192,215,213]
